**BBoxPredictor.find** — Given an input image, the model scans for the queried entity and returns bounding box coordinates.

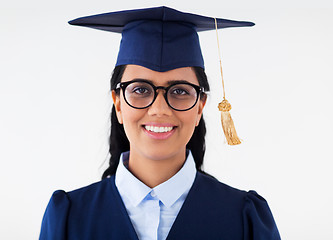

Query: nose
[147,90,172,116]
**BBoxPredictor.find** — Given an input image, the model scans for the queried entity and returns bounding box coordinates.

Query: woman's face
[112,64,206,162]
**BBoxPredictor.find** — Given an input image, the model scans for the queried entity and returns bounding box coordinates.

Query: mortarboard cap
[68,6,254,72]
[69,6,255,145]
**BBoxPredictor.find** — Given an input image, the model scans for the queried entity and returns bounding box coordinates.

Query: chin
[139,147,185,162]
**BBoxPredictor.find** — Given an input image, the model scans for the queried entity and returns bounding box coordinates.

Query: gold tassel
[214,18,241,145]
[218,99,241,145]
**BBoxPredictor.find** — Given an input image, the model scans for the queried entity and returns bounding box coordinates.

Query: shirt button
[150,191,157,197]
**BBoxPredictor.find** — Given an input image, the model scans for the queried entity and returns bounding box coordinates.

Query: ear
[196,94,207,126]
[112,90,123,124]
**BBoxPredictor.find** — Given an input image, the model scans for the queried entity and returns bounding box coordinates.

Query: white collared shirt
[115,151,197,240]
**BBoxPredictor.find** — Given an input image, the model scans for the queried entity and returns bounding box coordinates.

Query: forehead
[121,64,199,85]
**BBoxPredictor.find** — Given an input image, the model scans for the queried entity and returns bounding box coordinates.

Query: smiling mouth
[144,125,175,133]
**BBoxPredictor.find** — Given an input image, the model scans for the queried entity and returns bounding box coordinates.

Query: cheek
[177,109,199,135]
[120,102,145,136]
[120,97,139,122]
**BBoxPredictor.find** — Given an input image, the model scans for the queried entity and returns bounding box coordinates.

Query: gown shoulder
[196,172,281,240]
[242,190,281,240]
[39,190,70,240]
[39,178,113,240]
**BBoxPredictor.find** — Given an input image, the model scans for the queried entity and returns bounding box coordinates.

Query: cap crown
[69,6,254,72]
[117,20,203,71]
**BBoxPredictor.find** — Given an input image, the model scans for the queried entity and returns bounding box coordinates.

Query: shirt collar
[115,151,151,207]
[115,151,197,208]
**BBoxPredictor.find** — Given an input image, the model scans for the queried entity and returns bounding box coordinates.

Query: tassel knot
[218,99,232,112]
[218,99,241,145]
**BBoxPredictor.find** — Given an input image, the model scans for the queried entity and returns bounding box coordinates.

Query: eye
[170,87,189,95]
[126,82,153,96]
[132,86,150,94]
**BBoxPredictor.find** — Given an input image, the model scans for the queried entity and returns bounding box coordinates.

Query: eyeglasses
[116,80,204,111]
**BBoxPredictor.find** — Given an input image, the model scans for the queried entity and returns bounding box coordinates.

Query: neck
[127,148,186,188]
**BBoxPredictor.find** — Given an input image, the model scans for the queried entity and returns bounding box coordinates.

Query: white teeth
[145,125,174,133]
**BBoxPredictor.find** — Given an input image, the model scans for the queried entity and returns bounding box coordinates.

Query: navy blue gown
[39,172,281,240]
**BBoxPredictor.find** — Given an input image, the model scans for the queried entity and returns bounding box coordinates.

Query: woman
[39,6,280,240]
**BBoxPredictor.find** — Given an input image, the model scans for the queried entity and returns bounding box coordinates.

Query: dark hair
[102,65,210,179]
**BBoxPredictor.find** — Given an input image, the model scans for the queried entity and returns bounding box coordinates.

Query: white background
[1,0,332,239]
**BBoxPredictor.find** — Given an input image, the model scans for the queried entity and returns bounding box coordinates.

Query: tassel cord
[214,18,241,145]
[214,18,226,100]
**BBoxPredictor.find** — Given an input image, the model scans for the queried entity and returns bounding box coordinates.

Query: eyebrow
[129,78,193,85]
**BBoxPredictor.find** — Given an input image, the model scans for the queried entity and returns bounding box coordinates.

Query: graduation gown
[39,172,280,240]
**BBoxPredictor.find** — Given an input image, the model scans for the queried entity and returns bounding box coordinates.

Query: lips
[142,123,177,140]
[144,125,174,133]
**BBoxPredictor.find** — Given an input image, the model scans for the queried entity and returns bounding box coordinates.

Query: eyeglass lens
[124,82,198,110]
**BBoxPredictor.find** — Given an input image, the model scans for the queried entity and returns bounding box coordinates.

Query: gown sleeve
[242,190,281,240]
[39,190,70,240]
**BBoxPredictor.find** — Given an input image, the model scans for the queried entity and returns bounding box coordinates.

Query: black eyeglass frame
[115,80,204,111]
